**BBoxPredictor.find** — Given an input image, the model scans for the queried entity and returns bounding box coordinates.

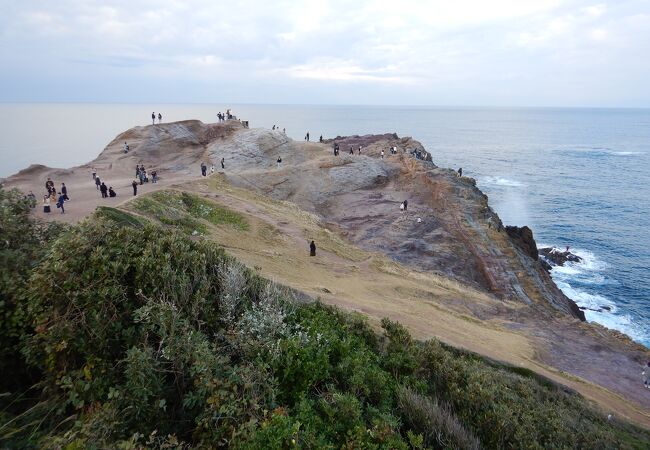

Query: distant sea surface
[1,103,649,347]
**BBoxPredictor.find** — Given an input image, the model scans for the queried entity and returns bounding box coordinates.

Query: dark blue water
[1,104,648,346]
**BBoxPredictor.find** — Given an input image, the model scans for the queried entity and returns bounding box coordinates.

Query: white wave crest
[480,176,525,187]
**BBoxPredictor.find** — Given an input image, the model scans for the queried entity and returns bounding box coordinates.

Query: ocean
[1,103,648,347]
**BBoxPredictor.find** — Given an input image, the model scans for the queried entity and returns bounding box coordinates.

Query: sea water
[0,104,648,347]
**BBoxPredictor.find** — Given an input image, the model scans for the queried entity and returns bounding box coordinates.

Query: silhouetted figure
[132,180,138,196]
[201,162,207,176]
[100,182,108,198]
[306,132,310,141]
[358,146,361,155]
[349,146,353,155]
[221,157,225,169]
[95,176,101,190]
[457,168,462,177]
[310,240,316,256]
[403,200,408,211]
[61,183,69,200]
[152,112,155,125]
[158,112,162,123]
[319,135,323,143]
[109,187,116,197]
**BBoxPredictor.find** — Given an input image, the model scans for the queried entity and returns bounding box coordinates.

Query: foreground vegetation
[1,187,649,449]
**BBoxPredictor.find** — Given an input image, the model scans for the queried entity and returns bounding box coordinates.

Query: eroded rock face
[506,226,539,260]
[539,247,583,267]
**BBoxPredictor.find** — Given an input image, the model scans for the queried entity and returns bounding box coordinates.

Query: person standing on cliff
[306,132,310,141]
[95,175,101,190]
[151,112,156,125]
[457,168,463,177]
[640,362,650,387]
[277,155,282,168]
[158,112,162,124]
[381,149,385,159]
[319,135,323,143]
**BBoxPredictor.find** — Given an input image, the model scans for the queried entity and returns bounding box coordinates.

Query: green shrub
[1,200,649,449]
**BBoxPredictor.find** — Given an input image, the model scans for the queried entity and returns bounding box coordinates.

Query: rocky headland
[3,119,649,427]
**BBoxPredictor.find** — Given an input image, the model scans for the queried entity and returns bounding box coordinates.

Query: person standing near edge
[151,112,156,125]
[158,112,162,123]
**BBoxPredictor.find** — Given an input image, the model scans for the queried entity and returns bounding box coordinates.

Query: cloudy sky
[1,0,649,106]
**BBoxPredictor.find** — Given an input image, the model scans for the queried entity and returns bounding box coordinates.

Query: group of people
[200,158,226,176]
[151,112,163,124]
[41,177,68,214]
[92,168,117,199]
[217,109,233,122]
[272,125,286,134]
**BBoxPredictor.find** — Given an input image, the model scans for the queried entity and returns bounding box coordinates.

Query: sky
[0,0,649,107]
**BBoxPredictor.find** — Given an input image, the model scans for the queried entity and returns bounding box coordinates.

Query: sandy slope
[3,120,650,427]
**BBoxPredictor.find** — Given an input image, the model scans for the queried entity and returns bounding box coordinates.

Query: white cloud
[0,0,649,106]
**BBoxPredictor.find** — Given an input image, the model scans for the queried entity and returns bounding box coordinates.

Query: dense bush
[1,187,649,449]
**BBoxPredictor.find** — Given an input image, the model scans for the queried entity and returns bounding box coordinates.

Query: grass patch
[94,206,147,228]
[128,190,248,235]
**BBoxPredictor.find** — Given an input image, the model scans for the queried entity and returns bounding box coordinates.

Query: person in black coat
[132,180,138,196]
[310,240,316,256]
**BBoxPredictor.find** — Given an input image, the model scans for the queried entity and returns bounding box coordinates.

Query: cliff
[3,119,649,426]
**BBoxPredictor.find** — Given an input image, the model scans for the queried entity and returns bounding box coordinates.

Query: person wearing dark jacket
[100,182,108,198]
[132,180,138,196]
[61,183,69,200]
[57,193,66,214]
[310,240,316,256]
[403,200,408,211]
[109,187,117,197]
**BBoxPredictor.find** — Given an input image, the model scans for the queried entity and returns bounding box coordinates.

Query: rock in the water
[539,247,582,267]
[505,225,538,260]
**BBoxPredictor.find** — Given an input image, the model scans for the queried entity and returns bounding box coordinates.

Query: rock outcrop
[506,225,539,260]
[539,247,583,267]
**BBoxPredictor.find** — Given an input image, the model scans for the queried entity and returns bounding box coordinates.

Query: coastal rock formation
[539,247,583,266]
[505,225,539,260]
[7,120,650,425]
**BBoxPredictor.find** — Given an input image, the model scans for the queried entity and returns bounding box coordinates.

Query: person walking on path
[132,180,138,196]
[403,200,408,211]
[151,170,158,183]
[158,112,162,124]
[123,142,130,153]
[221,157,225,169]
[43,195,51,213]
[61,183,69,200]
[57,192,66,214]
[200,162,207,177]
[92,167,97,180]
[310,240,316,256]
[109,187,117,197]
[152,112,156,125]
[100,182,108,198]
[277,155,282,168]
[95,176,101,190]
